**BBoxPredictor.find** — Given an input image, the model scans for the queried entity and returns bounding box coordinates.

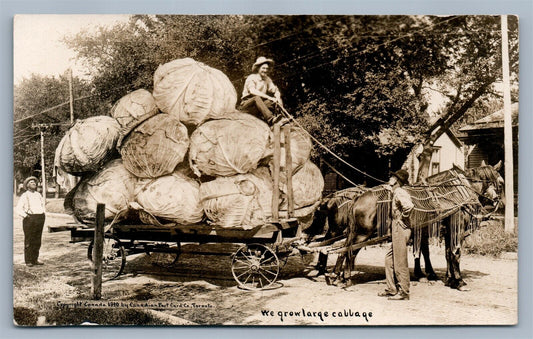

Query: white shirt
[241,73,280,100]
[15,191,45,218]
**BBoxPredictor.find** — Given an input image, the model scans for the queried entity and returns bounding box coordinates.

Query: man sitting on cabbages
[238,57,289,125]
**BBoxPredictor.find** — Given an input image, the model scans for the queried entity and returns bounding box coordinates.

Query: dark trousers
[22,214,45,264]
[239,96,276,122]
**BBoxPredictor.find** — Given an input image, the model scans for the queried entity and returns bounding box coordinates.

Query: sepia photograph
[12,14,519,326]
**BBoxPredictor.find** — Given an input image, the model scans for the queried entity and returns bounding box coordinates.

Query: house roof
[459,103,519,132]
[442,129,463,148]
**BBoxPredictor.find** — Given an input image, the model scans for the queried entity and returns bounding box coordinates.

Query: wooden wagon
[52,214,306,290]
[51,122,322,291]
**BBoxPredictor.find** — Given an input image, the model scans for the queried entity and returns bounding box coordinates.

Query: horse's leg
[443,221,454,287]
[330,235,352,285]
[329,254,347,285]
[339,229,356,282]
[312,209,329,276]
[343,248,362,287]
[414,257,424,280]
[444,250,453,287]
[325,208,344,283]
[316,252,329,275]
[420,227,438,280]
[332,234,350,276]
[343,231,372,287]
[413,229,426,281]
[452,213,470,291]
[332,223,358,285]
[450,246,469,291]
[443,216,469,291]
[343,248,353,286]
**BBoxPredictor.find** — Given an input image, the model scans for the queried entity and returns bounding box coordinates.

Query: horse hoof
[418,277,429,283]
[325,274,339,286]
[324,274,332,285]
[337,281,349,289]
[427,274,439,281]
[457,285,471,292]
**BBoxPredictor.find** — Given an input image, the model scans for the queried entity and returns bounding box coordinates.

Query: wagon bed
[50,217,305,290]
[52,218,300,243]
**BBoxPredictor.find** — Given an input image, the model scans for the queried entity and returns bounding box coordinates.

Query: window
[431,162,440,176]
[431,147,441,175]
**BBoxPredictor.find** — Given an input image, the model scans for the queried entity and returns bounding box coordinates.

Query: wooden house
[458,103,518,202]
[404,130,465,183]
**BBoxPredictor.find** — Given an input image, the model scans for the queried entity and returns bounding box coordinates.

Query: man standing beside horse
[379,169,414,301]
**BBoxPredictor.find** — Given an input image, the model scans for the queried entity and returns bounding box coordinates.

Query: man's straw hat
[23,176,38,190]
[252,57,274,72]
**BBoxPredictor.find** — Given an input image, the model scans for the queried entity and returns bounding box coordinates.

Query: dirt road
[12,212,517,326]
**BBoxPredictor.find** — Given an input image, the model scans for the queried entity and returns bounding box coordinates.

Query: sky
[13,14,131,84]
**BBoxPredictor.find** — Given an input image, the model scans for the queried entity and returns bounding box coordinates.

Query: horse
[307,162,504,289]
[306,185,385,285]
[413,161,504,290]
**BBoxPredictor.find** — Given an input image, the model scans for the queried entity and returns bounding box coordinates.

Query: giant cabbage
[189,112,271,177]
[279,160,324,210]
[72,159,135,221]
[153,58,237,126]
[135,171,204,225]
[200,167,273,229]
[56,116,120,175]
[120,114,189,178]
[111,89,160,145]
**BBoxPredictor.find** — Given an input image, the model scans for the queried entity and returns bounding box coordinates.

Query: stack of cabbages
[58,58,324,230]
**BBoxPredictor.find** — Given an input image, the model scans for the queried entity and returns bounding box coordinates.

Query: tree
[415,15,519,182]
[63,15,519,185]
[64,15,258,104]
[13,74,108,183]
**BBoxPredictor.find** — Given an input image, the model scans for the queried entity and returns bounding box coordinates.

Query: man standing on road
[378,169,414,301]
[15,176,46,267]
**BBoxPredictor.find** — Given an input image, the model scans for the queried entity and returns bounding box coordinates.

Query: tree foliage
[15,15,519,187]
[13,74,108,181]
[415,15,519,181]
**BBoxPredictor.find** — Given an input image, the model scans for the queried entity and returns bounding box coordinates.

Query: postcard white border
[3,0,532,338]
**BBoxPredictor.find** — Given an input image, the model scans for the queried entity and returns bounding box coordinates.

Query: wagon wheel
[87,234,126,280]
[231,243,280,291]
[146,242,181,267]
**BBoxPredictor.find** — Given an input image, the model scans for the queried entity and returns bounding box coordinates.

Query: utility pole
[501,15,515,233]
[68,68,74,124]
[27,71,76,200]
[39,126,47,203]
[33,122,72,203]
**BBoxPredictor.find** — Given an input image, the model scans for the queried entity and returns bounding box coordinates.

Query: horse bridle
[461,175,503,220]
[465,176,502,204]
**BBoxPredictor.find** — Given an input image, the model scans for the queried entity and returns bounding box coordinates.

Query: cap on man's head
[23,176,38,190]
[252,56,274,72]
[390,169,409,186]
